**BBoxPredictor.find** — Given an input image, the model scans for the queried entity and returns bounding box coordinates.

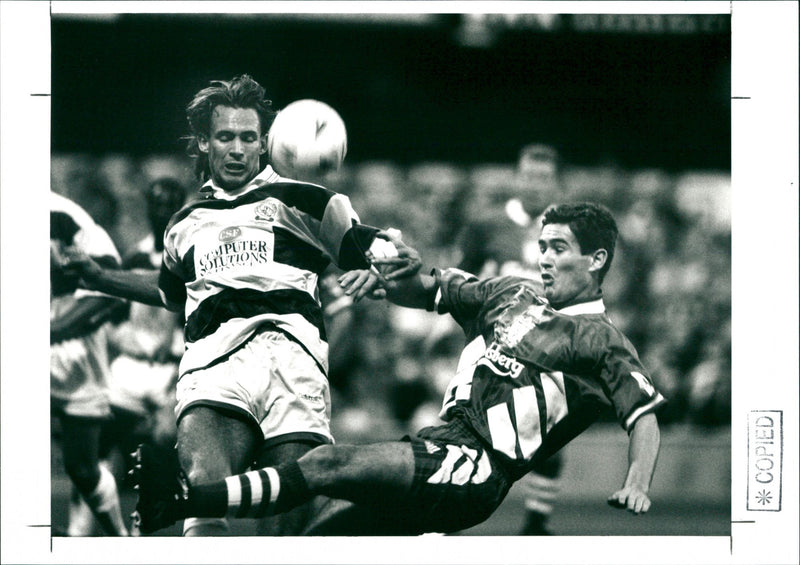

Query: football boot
[129,443,189,535]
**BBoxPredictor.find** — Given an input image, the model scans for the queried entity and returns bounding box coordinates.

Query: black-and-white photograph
[1,1,797,564]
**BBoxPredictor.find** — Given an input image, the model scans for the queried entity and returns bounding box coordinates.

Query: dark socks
[273,461,311,514]
[187,461,311,519]
[188,481,229,517]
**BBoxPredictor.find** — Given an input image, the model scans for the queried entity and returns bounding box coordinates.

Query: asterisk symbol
[756,489,772,505]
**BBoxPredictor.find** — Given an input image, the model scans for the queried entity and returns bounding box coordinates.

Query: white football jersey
[159,167,380,378]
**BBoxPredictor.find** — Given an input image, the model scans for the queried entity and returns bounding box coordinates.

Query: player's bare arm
[337,268,386,302]
[60,247,165,307]
[338,229,424,302]
[381,272,436,309]
[608,412,660,514]
[339,267,434,306]
[338,258,430,306]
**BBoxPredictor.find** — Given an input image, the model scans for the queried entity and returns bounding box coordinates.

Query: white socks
[84,463,128,536]
[183,517,230,536]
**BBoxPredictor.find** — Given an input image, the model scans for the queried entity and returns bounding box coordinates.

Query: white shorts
[108,356,177,417]
[51,327,112,419]
[175,329,333,446]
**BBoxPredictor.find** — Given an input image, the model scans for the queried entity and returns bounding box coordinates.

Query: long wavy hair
[184,75,276,183]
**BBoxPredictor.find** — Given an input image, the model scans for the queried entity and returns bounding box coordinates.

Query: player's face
[200,106,267,191]
[537,223,596,306]
[147,186,184,229]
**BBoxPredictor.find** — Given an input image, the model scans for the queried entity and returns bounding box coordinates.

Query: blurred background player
[50,191,129,536]
[101,178,187,468]
[457,143,561,279]
[65,179,187,535]
[456,143,566,534]
[512,144,567,534]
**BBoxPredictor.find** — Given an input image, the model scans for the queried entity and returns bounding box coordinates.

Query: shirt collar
[199,166,281,200]
[555,297,606,316]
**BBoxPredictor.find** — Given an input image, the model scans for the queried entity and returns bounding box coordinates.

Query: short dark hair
[184,75,276,182]
[541,202,618,284]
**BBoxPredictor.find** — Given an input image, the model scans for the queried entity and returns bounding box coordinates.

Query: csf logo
[477,342,525,379]
[219,227,242,242]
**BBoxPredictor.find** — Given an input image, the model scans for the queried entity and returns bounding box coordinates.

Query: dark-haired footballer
[132,202,666,536]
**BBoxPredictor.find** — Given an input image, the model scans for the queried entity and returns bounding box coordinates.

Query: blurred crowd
[51,150,731,445]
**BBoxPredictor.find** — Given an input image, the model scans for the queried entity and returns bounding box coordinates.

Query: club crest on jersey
[218,226,242,242]
[255,199,278,221]
[476,342,525,380]
[496,302,547,348]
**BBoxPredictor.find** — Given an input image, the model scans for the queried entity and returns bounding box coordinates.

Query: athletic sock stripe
[524,499,555,514]
[246,471,264,516]
[236,474,252,518]
[253,468,279,517]
[253,469,271,517]
[265,467,280,510]
[225,476,242,513]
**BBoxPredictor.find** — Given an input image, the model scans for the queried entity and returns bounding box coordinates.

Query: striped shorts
[405,419,512,534]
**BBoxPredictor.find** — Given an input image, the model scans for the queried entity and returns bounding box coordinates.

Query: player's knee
[184,460,232,486]
[179,446,234,486]
[178,443,235,485]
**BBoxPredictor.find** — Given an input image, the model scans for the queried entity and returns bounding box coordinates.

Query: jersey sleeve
[159,226,187,311]
[158,261,186,311]
[431,268,509,330]
[318,192,380,270]
[259,182,380,270]
[594,328,667,431]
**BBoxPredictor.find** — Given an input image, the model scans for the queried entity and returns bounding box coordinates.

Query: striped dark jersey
[158,167,379,378]
[430,268,666,481]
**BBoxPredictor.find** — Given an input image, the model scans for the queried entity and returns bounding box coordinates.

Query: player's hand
[57,246,104,287]
[51,240,67,271]
[338,269,387,302]
[370,229,422,281]
[51,240,82,293]
[607,487,652,514]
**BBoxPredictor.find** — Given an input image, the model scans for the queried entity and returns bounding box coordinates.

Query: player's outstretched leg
[131,441,417,535]
[129,443,190,535]
[178,443,413,521]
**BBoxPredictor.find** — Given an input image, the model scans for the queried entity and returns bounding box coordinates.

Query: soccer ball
[268,99,348,181]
